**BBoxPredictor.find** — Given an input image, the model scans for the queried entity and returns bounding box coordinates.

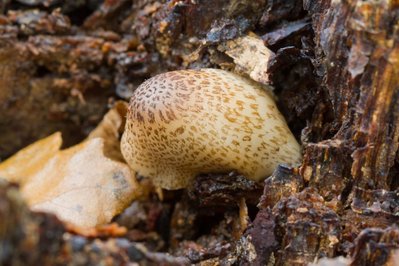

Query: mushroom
[121,69,301,190]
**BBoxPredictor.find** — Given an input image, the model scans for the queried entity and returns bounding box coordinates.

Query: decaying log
[242,0,399,265]
[1,0,399,265]
[301,0,399,198]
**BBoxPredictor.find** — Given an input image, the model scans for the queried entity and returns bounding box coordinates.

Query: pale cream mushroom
[121,69,301,190]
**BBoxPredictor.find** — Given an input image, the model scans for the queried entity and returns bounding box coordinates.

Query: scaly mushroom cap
[121,69,301,189]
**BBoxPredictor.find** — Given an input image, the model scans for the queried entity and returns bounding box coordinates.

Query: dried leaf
[218,35,274,85]
[0,132,62,184]
[66,222,128,238]
[0,103,139,228]
[309,257,351,266]
[87,101,128,162]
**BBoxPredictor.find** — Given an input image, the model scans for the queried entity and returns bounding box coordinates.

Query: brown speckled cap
[121,69,301,189]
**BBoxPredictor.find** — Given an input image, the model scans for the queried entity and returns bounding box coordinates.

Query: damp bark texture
[1,0,399,265]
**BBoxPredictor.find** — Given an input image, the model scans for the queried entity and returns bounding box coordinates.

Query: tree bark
[1,0,398,265]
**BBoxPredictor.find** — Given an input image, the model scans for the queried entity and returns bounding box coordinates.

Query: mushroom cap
[121,69,301,189]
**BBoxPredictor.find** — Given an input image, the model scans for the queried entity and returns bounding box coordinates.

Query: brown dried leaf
[0,103,138,228]
[87,101,128,162]
[309,257,351,266]
[66,222,128,238]
[0,132,62,184]
[218,35,274,85]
